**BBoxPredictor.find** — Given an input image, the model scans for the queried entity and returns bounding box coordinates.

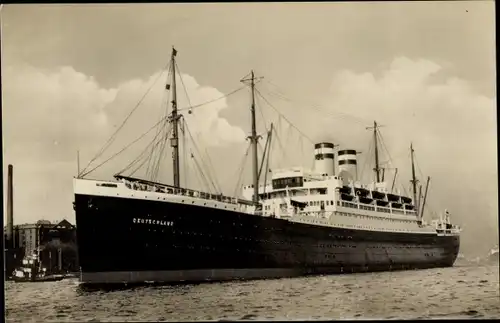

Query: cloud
[255,56,496,256]
[2,64,245,223]
[323,56,496,178]
[321,57,497,255]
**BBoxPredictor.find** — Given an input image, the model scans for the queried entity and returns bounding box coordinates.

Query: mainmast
[367,121,382,182]
[410,143,419,214]
[241,71,261,204]
[169,47,181,188]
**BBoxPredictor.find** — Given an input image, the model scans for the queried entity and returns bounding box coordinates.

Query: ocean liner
[73,48,461,285]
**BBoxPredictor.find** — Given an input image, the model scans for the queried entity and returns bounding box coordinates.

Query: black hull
[74,194,460,285]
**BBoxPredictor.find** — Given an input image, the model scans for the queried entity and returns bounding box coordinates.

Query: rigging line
[80,110,174,178]
[174,61,194,111]
[118,128,167,177]
[181,97,222,194]
[152,114,175,182]
[183,121,220,194]
[375,129,405,190]
[263,134,272,193]
[182,118,188,188]
[255,89,269,133]
[263,79,290,98]
[151,127,170,182]
[266,90,366,129]
[233,143,251,197]
[414,157,436,215]
[408,148,427,197]
[272,119,290,168]
[196,143,222,194]
[414,155,426,181]
[188,143,210,192]
[146,66,173,178]
[150,96,173,181]
[254,88,314,144]
[192,151,212,193]
[118,140,154,175]
[176,86,247,112]
[126,124,172,178]
[80,64,169,177]
[283,121,294,156]
[261,83,368,126]
[188,150,209,192]
[147,120,171,180]
[204,147,223,194]
[377,130,396,169]
[359,138,374,181]
[257,139,269,181]
[191,153,213,194]
[130,127,172,178]
[117,123,172,176]
[263,80,369,125]
[149,125,166,180]
[189,152,205,191]
[276,119,291,167]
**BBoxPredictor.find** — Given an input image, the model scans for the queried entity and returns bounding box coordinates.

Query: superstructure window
[272,176,303,190]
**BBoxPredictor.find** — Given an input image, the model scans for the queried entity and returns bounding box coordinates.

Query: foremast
[169,47,181,188]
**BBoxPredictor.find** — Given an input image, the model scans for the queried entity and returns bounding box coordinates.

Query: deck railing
[117,176,254,206]
[337,200,416,216]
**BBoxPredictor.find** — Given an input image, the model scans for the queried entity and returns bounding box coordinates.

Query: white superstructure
[242,142,461,236]
[74,141,460,237]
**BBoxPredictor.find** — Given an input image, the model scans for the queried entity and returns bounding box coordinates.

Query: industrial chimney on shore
[6,164,14,245]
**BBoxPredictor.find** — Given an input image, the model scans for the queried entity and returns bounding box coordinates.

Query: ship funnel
[6,164,14,243]
[313,142,335,176]
[337,149,358,185]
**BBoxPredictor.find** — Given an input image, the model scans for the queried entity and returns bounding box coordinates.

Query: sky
[1,2,497,257]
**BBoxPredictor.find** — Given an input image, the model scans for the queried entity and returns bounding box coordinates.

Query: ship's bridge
[271,167,305,190]
[271,167,304,180]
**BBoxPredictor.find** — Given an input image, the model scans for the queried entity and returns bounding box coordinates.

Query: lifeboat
[375,200,389,207]
[401,196,412,204]
[359,196,373,204]
[338,186,352,194]
[391,202,402,209]
[341,193,355,201]
[371,190,386,200]
[354,188,369,197]
[387,194,401,202]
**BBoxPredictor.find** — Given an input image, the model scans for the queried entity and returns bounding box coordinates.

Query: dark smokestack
[6,164,13,243]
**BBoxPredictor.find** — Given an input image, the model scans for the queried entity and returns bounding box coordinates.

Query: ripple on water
[5,266,500,321]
